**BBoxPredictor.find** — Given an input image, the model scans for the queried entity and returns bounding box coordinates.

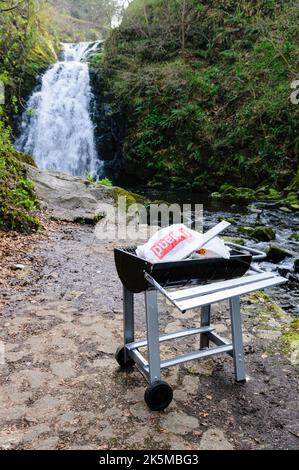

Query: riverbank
[0,215,298,450]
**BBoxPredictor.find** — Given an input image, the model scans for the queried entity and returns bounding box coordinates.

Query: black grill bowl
[114,247,252,294]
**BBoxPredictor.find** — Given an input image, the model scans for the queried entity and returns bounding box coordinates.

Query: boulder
[26,165,115,224]
[222,236,245,246]
[289,233,299,242]
[266,245,293,263]
[239,225,276,242]
[252,226,276,241]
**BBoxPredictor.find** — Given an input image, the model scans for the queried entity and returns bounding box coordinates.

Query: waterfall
[16,42,102,178]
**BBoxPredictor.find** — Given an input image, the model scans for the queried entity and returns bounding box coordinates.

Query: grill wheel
[144,381,173,411]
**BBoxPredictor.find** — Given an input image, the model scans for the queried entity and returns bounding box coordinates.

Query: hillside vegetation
[0,0,57,232]
[48,0,123,41]
[100,0,299,192]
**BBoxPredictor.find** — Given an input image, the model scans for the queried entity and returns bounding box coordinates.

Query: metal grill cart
[114,243,286,411]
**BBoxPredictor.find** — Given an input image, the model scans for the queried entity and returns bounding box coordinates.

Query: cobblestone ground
[0,223,298,450]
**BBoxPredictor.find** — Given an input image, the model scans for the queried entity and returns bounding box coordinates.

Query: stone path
[0,223,298,450]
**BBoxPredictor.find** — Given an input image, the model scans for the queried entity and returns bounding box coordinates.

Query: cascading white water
[16,42,102,178]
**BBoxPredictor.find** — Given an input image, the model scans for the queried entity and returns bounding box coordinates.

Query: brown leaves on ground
[0,215,53,310]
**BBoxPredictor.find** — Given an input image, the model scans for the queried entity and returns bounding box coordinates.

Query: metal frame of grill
[114,243,287,410]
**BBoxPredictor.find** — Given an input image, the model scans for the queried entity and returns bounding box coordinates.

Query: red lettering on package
[150,228,192,260]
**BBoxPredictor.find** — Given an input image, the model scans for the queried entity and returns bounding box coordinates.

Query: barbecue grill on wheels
[114,243,286,411]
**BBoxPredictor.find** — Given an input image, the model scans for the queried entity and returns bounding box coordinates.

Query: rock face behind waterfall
[16,43,102,179]
[89,68,126,183]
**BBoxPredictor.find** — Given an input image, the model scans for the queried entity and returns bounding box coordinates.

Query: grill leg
[145,289,161,383]
[230,296,246,383]
[123,286,134,362]
[200,305,211,349]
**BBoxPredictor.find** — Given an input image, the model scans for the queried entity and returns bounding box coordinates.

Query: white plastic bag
[191,237,230,259]
[136,224,203,263]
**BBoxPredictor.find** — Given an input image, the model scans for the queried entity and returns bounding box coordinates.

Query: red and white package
[136,224,203,263]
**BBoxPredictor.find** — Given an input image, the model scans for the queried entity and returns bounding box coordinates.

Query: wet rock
[185,360,214,376]
[182,376,199,395]
[160,412,199,435]
[26,165,114,223]
[289,233,299,242]
[294,260,299,273]
[211,185,255,203]
[23,424,51,443]
[10,369,54,389]
[51,360,76,379]
[199,428,234,450]
[266,245,293,263]
[130,402,154,420]
[239,225,276,241]
[35,437,59,450]
[222,236,245,246]
[167,434,195,450]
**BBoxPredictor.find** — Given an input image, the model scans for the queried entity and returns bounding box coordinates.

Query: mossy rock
[214,184,256,203]
[255,187,281,201]
[211,192,222,200]
[222,236,245,246]
[239,226,255,237]
[266,245,293,263]
[279,319,299,364]
[287,170,299,192]
[218,216,237,224]
[239,225,276,241]
[13,151,36,167]
[252,226,276,242]
[279,206,292,213]
[113,186,147,209]
[169,176,189,189]
[289,233,299,242]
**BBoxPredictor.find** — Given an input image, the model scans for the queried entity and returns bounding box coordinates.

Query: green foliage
[102,0,299,190]
[0,1,50,232]
[98,177,113,187]
[85,173,96,182]
[0,136,40,233]
[0,1,57,112]
[48,0,122,42]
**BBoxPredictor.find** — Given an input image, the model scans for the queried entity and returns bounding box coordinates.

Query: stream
[131,188,299,317]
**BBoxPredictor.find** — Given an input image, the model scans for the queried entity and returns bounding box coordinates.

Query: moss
[266,245,293,263]
[239,225,276,241]
[213,185,256,203]
[222,236,245,246]
[289,233,299,242]
[0,150,41,233]
[279,319,299,359]
[287,169,299,192]
[113,186,147,209]
[218,217,237,224]
[255,187,281,201]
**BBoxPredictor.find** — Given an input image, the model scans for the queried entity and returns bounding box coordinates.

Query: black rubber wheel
[144,381,173,411]
[115,346,135,369]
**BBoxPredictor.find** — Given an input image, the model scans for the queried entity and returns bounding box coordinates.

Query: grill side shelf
[144,272,287,313]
